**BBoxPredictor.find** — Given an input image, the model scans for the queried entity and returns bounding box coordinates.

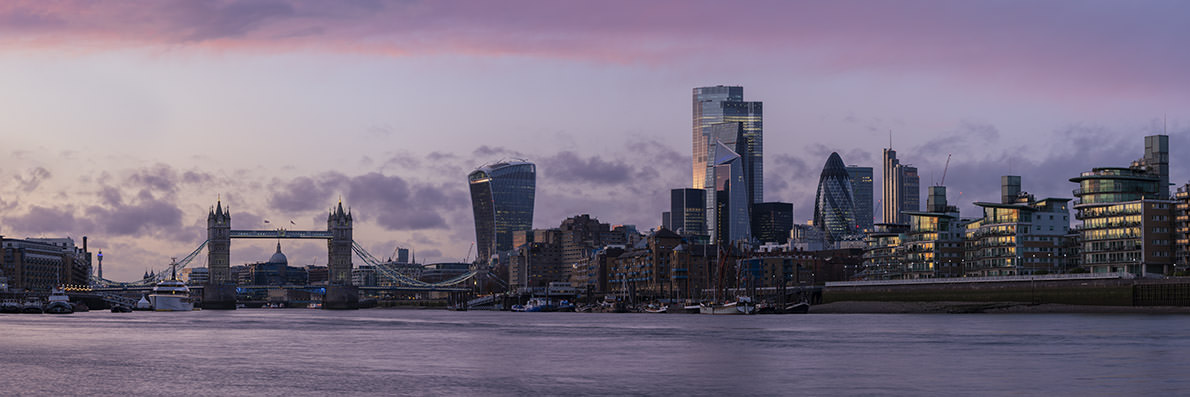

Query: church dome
[268,242,288,265]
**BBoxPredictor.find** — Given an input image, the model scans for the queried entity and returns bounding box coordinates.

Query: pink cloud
[0,1,1187,99]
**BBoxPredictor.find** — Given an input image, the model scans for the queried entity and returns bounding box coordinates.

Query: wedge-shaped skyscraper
[712,140,750,245]
[469,161,536,264]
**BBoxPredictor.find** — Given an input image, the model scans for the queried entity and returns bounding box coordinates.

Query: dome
[268,242,288,265]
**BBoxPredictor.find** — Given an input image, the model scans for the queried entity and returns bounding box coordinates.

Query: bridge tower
[207,200,231,282]
[327,201,353,285]
[204,199,237,309]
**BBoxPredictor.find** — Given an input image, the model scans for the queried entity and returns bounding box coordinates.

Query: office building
[846,165,874,232]
[882,148,919,224]
[814,152,859,242]
[692,86,763,205]
[0,236,92,291]
[752,202,794,244]
[711,140,750,245]
[509,228,563,289]
[469,161,536,264]
[669,188,708,239]
[965,178,1073,276]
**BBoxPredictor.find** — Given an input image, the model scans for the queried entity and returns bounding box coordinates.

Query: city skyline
[1,1,1188,281]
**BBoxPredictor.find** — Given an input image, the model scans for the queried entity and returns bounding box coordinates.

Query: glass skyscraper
[469,161,536,264]
[814,152,859,242]
[713,141,750,245]
[669,188,707,239]
[882,148,919,224]
[693,86,763,243]
[845,165,874,232]
[752,202,793,244]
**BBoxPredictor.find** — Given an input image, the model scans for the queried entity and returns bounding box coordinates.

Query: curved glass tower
[814,152,859,241]
[469,161,536,264]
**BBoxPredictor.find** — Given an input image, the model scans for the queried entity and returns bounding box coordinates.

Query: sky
[1,0,1188,281]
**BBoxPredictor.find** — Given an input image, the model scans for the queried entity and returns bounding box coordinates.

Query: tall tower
[1144,134,1170,199]
[469,161,536,264]
[712,140,750,245]
[882,148,920,224]
[327,201,353,285]
[207,200,231,284]
[692,86,763,203]
[846,165,874,232]
[814,152,858,241]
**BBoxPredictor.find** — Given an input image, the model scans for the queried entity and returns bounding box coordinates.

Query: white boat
[135,296,152,310]
[44,286,73,314]
[149,260,195,311]
[0,299,20,313]
[699,296,756,315]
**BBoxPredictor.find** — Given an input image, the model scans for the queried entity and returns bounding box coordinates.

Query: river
[1,310,1188,396]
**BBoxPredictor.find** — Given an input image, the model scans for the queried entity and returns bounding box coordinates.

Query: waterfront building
[0,236,92,291]
[752,202,793,244]
[790,223,828,252]
[1176,183,1190,270]
[571,246,625,293]
[846,166,875,232]
[860,223,910,279]
[351,265,378,287]
[711,140,751,245]
[469,161,536,265]
[608,229,681,299]
[815,152,860,242]
[966,178,1072,276]
[306,265,328,285]
[669,188,708,240]
[509,228,563,289]
[559,214,612,273]
[419,263,471,284]
[1071,139,1174,275]
[737,249,817,288]
[882,147,920,225]
[901,186,964,278]
[670,243,716,300]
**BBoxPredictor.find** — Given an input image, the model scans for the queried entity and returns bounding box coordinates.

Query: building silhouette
[882,147,919,224]
[752,202,793,244]
[846,165,874,232]
[469,161,536,265]
[814,152,859,242]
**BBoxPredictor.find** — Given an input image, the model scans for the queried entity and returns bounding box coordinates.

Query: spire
[276,241,282,254]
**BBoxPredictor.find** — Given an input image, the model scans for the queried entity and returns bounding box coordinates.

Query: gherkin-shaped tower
[814,152,859,241]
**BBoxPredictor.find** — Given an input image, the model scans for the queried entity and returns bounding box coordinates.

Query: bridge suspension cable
[91,240,210,288]
[351,241,479,288]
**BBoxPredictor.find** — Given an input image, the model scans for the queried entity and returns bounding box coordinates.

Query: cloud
[540,151,633,185]
[4,205,85,235]
[267,173,345,212]
[14,167,51,191]
[85,192,184,237]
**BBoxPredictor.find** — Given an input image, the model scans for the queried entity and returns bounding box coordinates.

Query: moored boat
[21,297,44,313]
[699,296,756,315]
[149,259,195,311]
[0,299,20,313]
[44,286,74,314]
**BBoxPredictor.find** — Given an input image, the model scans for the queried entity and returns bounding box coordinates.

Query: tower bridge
[89,199,485,309]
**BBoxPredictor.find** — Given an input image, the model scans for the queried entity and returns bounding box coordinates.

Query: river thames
[2,310,1188,396]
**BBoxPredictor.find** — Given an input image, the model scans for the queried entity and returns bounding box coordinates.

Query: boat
[110,305,133,313]
[0,299,20,313]
[44,286,74,314]
[699,296,756,315]
[784,301,810,314]
[21,297,44,313]
[134,296,152,311]
[148,260,195,311]
[643,304,668,314]
[512,297,559,312]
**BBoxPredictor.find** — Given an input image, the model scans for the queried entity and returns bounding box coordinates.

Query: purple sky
[1,1,1187,281]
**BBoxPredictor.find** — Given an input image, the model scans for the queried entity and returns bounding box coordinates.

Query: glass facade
[814,152,859,242]
[882,148,920,224]
[469,161,536,263]
[752,202,793,244]
[669,188,707,238]
[846,166,874,232]
[692,86,743,190]
[693,86,763,244]
[713,141,750,245]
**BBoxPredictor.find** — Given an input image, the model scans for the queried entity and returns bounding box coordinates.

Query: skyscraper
[752,202,793,244]
[814,152,859,242]
[469,161,536,264]
[669,188,707,238]
[845,165,874,232]
[692,86,763,203]
[712,141,750,245]
[882,148,920,224]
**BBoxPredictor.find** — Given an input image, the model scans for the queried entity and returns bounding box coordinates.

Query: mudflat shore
[811,301,1190,314]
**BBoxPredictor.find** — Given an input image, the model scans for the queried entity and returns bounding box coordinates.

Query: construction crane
[940,153,952,186]
[461,242,474,263]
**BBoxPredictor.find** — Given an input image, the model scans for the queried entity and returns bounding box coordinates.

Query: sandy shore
[811,301,1190,314]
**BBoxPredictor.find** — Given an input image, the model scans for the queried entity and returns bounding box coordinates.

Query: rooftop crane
[940,153,952,186]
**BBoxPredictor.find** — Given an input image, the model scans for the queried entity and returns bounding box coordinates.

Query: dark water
[2,310,1188,396]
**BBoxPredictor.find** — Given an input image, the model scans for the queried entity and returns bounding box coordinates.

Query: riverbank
[811,301,1190,314]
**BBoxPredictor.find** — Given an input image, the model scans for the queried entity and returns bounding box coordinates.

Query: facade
[1072,165,1173,275]
[861,223,910,279]
[608,230,681,299]
[711,140,750,245]
[560,214,611,271]
[846,166,875,232]
[814,152,860,242]
[571,246,624,293]
[670,243,716,300]
[881,148,920,224]
[752,202,793,244]
[469,161,536,265]
[669,188,708,239]
[900,187,964,278]
[0,237,92,291]
[509,229,563,289]
[1177,184,1190,270]
[692,85,763,206]
[966,177,1072,276]
[181,267,209,285]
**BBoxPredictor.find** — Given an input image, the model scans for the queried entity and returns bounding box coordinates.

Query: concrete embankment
[819,276,1190,312]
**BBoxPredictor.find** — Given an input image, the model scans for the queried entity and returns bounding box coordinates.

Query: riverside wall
[824,277,1190,307]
